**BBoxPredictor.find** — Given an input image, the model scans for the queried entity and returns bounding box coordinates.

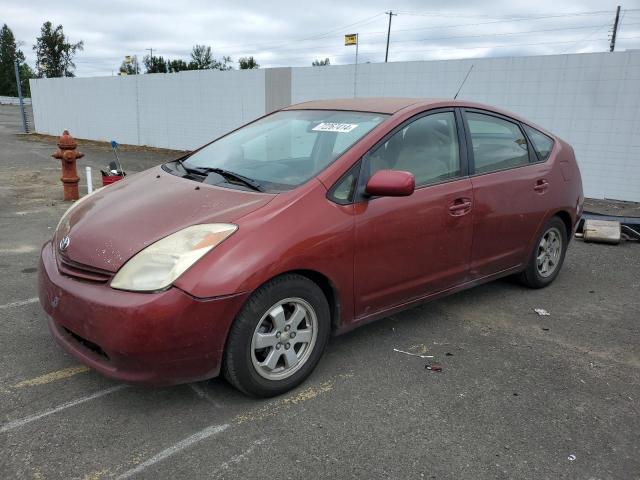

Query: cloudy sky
[3,0,640,76]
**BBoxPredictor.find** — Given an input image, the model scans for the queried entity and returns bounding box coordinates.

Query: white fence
[0,96,31,105]
[30,50,640,202]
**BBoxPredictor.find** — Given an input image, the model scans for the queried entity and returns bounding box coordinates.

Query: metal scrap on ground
[393,348,434,359]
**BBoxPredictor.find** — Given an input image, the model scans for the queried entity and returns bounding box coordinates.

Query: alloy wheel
[250,298,318,380]
[536,227,562,278]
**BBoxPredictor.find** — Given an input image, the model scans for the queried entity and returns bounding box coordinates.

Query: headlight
[110,223,237,292]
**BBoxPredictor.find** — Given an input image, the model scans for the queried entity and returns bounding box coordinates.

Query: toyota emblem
[59,236,71,251]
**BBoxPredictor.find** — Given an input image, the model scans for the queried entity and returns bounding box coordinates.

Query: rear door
[352,109,474,318]
[461,109,550,278]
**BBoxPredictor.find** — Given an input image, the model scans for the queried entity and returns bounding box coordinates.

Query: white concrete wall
[31,76,139,145]
[292,51,640,202]
[30,69,265,151]
[30,51,640,201]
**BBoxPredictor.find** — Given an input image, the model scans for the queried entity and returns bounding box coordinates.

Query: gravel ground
[1,105,639,480]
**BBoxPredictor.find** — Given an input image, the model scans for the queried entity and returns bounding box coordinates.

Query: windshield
[182,110,388,192]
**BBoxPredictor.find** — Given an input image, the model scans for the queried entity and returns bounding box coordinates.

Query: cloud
[3,0,639,76]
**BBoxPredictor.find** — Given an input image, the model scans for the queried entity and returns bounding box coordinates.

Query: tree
[238,56,259,69]
[220,55,233,71]
[18,63,33,96]
[118,55,139,75]
[0,24,28,96]
[168,59,190,73]
[312,58,330,66]
[143,55,167,74]
[33,21,83,77]
[189,44,214,70]
[189,45,233,71]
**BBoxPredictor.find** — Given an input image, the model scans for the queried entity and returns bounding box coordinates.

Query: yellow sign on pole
[344,34,358,46]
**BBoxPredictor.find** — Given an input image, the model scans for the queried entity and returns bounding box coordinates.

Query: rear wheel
[223,274,330,397]
[517,216,568,288]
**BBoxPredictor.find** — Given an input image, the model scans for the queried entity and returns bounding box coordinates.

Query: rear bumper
[38,241,248,386]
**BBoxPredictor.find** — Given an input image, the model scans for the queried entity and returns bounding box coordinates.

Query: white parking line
[0,385,127,433]
[0,297,39,310]
[116,423,230,479]
[210,438,266,479]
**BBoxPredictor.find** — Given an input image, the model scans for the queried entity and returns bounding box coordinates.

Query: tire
[223,274,331,397]
[517,216,568,289]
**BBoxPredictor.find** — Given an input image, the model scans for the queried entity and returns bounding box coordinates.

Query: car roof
[283,98,427,114]
[282,97,553,137]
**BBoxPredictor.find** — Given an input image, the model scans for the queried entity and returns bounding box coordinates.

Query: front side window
[183,110,387,192]
[523,124,554,161]
[368,111,461,187]
[466,112,530,174]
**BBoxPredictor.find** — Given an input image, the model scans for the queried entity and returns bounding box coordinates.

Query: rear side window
[523,125,554,161]
[466,112,529,174]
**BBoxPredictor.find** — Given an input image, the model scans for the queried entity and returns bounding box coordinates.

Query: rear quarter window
[523,125,554,161]
[466,112,530,174]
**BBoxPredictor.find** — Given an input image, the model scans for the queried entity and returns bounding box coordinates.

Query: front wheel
[223,274,330,397]
[517,216,568,288]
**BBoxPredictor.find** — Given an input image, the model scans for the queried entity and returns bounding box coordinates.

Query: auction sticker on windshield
[312,123,359,133]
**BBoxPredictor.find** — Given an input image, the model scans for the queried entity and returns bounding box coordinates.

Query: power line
[71,27,640,67]
[224,23,640,57]
[260,35,640,64]
[215,13,385,51]
[353,11,634,36]
[210,9,640,53]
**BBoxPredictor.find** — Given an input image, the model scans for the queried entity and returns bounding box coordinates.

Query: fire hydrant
[52,130,84,201]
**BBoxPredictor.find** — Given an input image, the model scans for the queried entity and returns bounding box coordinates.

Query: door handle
[449,198,472,216]
[534,179,549,193]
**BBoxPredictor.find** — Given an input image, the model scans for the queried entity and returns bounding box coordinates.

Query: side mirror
[365,169,415,197]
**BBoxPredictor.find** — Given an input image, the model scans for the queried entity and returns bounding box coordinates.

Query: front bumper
[38,241,248,386]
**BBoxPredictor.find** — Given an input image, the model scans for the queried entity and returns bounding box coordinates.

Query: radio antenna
[453,64,474,100]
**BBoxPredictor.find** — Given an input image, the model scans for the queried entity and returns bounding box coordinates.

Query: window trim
[350,107,469,203]
[460,107,539,177]
[327,160,362,205]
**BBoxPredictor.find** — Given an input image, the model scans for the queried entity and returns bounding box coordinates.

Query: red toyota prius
[38,98,583,397]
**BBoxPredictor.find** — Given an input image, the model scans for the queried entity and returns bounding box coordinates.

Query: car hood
[54,167,274,272]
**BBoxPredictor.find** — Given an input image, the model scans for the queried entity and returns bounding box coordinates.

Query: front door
[353,110,474,319]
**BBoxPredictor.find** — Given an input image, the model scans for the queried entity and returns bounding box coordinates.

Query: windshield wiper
[178,161,263,192]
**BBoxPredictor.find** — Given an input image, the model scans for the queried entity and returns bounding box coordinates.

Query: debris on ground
[393,348,434,359]
[577,210,640,243]
[534,308,551,316]
[425,363,442,372]
[567,454,577,462]
[581,219,621,244]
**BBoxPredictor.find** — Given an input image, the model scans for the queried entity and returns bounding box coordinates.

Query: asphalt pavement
[1,105,638,479]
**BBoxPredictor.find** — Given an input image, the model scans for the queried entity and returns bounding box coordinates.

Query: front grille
[63,327,110,361]
[57,253,113,283]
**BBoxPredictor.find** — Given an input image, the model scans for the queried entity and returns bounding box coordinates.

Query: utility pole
[354,34,359,97]
[14,59,28,133]
[385,11,397,63]
[610,5,621,52]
